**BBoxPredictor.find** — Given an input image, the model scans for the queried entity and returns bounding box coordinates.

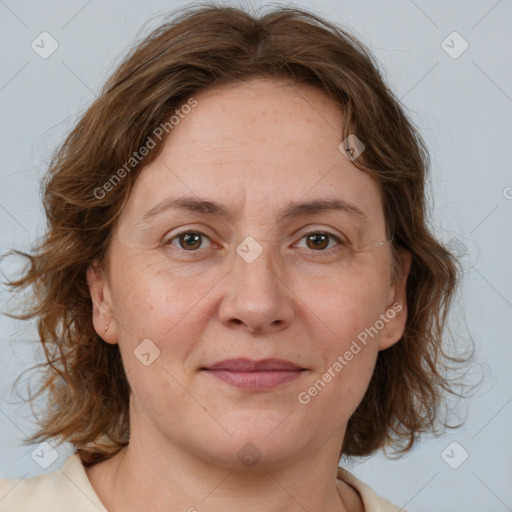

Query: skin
[86,77,411,512]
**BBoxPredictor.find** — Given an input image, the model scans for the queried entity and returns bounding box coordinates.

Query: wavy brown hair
[1,3,469,466]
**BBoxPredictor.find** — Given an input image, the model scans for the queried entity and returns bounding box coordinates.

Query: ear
[378,248,412,351]
[86,260,118,345]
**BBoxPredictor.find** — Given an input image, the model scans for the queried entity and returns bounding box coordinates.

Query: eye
[294,230,347,253]
[165,231,213,251]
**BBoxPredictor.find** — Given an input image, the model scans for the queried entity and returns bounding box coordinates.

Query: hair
[1,2,470,466]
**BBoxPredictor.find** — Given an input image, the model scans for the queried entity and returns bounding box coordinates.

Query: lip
[204,358,304,371]
[201,358,306,390]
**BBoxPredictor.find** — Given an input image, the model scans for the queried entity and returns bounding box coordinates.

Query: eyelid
[163,225,216,244]
[292,226,349,245]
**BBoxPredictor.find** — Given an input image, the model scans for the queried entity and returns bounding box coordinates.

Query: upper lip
[202,358,305,371]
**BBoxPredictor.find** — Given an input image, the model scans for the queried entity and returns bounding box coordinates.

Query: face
[87,77,410,468]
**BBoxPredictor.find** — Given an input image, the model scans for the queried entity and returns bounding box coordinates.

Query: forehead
[118,77,385,234]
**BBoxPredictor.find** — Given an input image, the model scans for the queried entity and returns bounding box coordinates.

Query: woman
[0,4,463,511]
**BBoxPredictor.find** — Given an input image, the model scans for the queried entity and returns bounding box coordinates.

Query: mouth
[200,358,307,390]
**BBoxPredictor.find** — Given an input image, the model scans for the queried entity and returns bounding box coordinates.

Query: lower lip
[203,369,304,390]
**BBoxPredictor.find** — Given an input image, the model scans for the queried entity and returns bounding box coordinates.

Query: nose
[218,238,294,335]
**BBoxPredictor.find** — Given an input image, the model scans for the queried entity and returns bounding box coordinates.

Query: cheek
[109,255,221,402]
[110,254,208,339]
[302,264,390,347]
[109,260,200,413]
[297,278,382,425]
[295,266,388,408]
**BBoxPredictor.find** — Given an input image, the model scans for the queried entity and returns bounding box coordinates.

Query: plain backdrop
[0,1,511,511]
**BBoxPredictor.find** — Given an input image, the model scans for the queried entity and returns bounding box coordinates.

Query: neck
[85,437,359,512]
[84,404,361,512]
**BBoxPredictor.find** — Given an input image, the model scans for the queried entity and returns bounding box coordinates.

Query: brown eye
[305,232,330,250]
[166,231,211,251]
[179,232,202,250]
[296,231,345,253]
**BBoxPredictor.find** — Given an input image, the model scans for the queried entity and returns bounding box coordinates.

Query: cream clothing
[0,453,406,511]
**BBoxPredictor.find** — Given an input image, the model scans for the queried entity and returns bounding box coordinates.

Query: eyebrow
[139,196,368,226]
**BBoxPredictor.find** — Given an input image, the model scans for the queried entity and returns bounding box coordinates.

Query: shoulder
[0,453,107,512]
[337,466,407,512]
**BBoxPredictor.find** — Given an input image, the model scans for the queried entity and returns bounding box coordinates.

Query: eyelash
[163,229,348,257]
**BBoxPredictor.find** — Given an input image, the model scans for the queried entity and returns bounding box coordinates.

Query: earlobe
[378,249,412,351]
[86,261,118,345]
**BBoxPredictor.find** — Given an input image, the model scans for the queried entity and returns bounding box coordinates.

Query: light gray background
[0,1,511,511]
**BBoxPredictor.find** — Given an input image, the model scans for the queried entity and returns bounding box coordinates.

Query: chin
[194,410,308,469]
[200,440,301,471]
